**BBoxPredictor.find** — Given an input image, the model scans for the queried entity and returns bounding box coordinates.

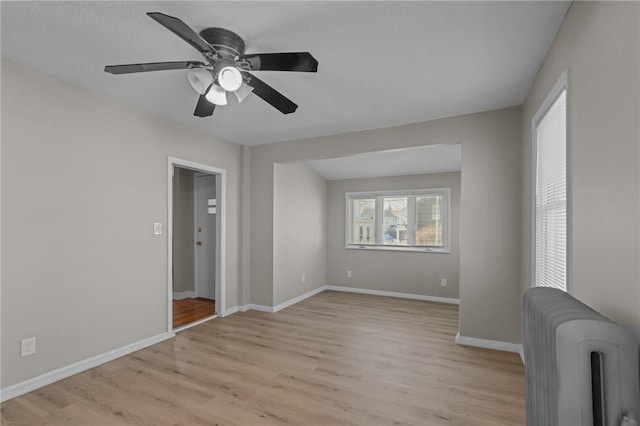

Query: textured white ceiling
[307,144,461,181]
[1,1,570,146]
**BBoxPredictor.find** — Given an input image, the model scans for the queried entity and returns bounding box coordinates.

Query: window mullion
[407,196,416,246]
[375,196,383,245]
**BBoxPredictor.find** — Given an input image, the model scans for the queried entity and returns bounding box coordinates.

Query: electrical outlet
[153,222,162,235]
[440,278,447,287]
[302,274,306,283]
[347,270,352,278]
[21,337,36,357]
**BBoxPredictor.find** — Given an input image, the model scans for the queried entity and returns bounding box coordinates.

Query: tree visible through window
[416,195,444,246]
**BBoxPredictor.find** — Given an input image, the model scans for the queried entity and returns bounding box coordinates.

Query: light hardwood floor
[1,291,525,425]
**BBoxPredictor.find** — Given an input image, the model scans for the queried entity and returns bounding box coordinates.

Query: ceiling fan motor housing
[199,27,246,59]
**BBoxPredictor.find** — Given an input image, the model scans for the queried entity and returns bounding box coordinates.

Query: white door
[195,173,216,300]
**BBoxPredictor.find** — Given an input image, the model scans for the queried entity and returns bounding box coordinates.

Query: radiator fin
[523,287,639,426]
[590,351,604,426]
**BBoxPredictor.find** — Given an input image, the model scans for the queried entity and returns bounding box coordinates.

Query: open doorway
[168,157,226,332]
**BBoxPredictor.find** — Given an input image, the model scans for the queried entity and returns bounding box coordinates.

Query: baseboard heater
[523,287,639,426]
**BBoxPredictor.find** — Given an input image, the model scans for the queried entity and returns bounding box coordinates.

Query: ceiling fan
[104,12,318,117]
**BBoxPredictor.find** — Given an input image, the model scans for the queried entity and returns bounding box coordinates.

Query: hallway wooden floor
[172,297,215,328]
[1,291,525,425]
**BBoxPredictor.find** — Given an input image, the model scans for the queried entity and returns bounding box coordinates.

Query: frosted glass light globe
[205,84,228,106]
[217,66,243,92]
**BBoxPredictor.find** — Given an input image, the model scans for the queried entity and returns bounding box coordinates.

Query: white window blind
[534,89,567,291]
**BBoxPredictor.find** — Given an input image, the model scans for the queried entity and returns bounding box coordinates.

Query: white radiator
[523,287,640,426]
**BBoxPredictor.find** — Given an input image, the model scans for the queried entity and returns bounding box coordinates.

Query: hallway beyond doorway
[172,298,215,328]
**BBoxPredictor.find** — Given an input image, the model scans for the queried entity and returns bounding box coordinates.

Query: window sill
[345,245,450,254]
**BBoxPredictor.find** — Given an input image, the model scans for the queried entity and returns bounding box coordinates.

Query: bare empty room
[1,2,639,425]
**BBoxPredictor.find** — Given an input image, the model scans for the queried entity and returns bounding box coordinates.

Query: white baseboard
[172,291,195,300]
[223,305,240,316]
[454,332,523,357]
[0,332,174,402]
[222,286,459,318]
[241,304,274,313]
[273,286,326,312]
[325,285,460,305]
[223,304,273,314]
[519,346,525,365]
[223,288,325,316]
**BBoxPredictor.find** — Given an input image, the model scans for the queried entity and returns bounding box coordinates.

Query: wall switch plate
[154,222,162,235]
[440,278,447,287]
[21,337,36,357]
[347,270,352,278]
[302,274,306,283]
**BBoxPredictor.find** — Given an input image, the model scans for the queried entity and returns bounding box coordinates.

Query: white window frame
[531,69,572,292]
[345,188,451,253]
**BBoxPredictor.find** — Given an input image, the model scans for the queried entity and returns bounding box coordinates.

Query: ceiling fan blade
[147,12,217,57]
[242,72,298,114]
[194,86,215,117]
[243,52,318,72]
[105,61,205,75]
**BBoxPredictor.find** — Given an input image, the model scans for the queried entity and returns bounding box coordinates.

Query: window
[350,198,376,244]
[533,71,568,292]
[346,188,450,252]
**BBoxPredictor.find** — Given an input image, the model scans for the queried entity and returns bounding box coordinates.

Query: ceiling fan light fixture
[205,83,228,106]
[234,82,254,103]
[217,66,243,92]
[105,13,318,117]
[187,69,213,95]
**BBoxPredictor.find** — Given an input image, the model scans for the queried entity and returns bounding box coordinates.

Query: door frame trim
[167,157,227,334]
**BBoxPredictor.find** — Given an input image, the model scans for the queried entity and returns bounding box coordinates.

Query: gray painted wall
[1,60,243,388]
[521,2,640,337]
[326,172,460,299]
[457,109,522,344]
[172,167,195,293]
[250,106,522,344]
[273,162,327,306]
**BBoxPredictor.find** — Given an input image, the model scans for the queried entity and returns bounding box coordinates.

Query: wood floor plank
[1,291,525,425]
[173,297,215,328]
